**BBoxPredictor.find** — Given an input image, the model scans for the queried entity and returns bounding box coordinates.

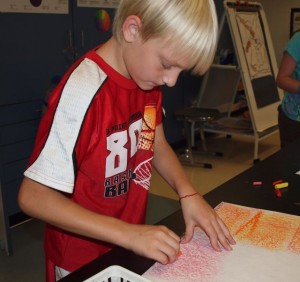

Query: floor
[0,131,280,282]
[150,131,280,200]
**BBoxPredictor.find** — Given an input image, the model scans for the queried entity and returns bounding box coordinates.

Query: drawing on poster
[143,202,300,282]
[235,11,272,80]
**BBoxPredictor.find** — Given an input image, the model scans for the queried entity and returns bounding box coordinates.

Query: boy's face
[122,35,190,91]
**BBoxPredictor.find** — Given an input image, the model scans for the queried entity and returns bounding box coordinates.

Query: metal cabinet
[0,2,114,255]
[0,8,74,255]
[0,101,42,255]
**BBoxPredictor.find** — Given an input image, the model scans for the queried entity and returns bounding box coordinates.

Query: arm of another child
[276,52,299,94]
[18,177,180,264]
[152,124,236,251]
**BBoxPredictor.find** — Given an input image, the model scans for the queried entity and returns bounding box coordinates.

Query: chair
[174,107,222,168]
[174,61,241,169]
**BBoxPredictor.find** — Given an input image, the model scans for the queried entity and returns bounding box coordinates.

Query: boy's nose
[163,70,181,87]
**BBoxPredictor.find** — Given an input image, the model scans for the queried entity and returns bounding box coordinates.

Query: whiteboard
[224,0,283,132]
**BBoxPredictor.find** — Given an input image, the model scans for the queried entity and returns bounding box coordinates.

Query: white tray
[83,265,151,282]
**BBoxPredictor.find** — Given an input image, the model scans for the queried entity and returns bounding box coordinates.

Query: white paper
[143,203,300,282]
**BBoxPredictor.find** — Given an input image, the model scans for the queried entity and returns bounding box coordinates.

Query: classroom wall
[144,0,300,144]
[1,0,297,147]
[259,0,299,64]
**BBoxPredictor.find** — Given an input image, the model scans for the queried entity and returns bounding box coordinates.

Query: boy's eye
[162,63,172,70]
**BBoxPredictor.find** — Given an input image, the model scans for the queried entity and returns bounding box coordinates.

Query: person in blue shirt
[277,31,300,147]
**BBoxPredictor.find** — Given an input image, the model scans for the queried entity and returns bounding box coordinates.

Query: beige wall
[259,0,299,64]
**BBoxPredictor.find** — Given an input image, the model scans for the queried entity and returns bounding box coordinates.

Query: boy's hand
[180,194,236,251]
[124,224,180,265]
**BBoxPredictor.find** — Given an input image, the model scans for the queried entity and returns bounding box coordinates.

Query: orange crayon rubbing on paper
[143,203,300,281]
[234,210,262,237]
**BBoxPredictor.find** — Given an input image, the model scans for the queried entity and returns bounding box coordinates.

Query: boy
[18,0,235,280]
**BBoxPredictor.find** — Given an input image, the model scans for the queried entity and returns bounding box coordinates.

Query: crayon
[275,189,282,198]
[272,179,283,185]
[252,181,262,186]
[274,182,288,189]
[178,250,182,257]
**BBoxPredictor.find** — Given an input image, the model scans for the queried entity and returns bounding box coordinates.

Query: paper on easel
[143,202,300,282]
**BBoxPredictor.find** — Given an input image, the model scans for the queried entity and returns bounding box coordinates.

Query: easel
[197,0,283,163]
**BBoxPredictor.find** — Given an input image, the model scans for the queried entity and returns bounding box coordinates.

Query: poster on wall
[290,8,300,37]
[0,0,68,14]
[77,0,120,9]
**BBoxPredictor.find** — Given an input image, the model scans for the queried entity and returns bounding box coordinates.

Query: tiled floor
[0,131,280,282]
[150,131,280,200]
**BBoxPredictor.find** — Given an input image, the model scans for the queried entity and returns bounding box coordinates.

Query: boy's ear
[122,15,142,43]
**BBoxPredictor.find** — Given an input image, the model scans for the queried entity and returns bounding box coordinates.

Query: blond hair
[113,0,218,75]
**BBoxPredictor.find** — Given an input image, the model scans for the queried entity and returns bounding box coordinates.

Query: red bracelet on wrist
[179,192,199,203]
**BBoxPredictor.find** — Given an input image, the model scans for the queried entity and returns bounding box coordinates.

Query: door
[0,8,73,255]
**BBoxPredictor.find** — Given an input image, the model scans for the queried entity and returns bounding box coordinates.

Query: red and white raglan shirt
[24,47,163,273]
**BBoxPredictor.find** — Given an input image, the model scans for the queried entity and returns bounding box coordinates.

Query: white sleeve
[24,58,106,193]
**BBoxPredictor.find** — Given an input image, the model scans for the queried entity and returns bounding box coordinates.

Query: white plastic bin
[83,265,151,282]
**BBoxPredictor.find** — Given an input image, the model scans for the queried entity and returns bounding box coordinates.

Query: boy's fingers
[208,218,235,251]
[216,218,236,248]
[181,225,194,244]
[168,230,181,242]
[206,226,221,252]
[154,233,180,264]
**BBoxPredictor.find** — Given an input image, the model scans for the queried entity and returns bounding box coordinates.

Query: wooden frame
[290,8,300,37]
